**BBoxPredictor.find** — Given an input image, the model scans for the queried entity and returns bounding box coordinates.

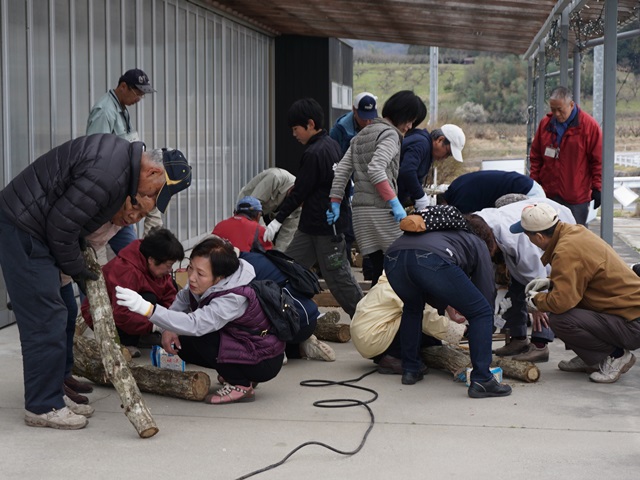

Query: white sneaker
[63,395,95,418]
[589,351,636,383]
[24,406,88,430]
[300,335,335,362]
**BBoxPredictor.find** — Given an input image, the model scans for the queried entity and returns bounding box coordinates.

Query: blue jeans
[108,224,137,255]
[384,249,495,383]
[0,209,66,413]
[503,278,554,342]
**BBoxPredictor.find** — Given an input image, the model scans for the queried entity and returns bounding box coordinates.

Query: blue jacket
[240,252,319,330]
[444,170,534,213]
[330,111,358,155]
[397,129,433,204]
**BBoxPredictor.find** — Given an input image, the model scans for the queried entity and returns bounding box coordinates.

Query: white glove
[525,277,551,294]
[414,194,429,211]
[115,286,154,317]
[526,291,540,311]
[263,219,282,242]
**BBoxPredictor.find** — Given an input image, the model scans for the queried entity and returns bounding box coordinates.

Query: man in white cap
[510,203,640,383]
[330,91,378,155]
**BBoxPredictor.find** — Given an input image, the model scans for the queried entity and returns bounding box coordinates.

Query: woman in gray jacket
[328,91,424,286]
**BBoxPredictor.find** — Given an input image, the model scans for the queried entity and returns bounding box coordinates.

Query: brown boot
[63,384,89,405]
[64,376,93,394]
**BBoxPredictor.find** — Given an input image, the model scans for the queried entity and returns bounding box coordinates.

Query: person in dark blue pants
[384,220,512,398]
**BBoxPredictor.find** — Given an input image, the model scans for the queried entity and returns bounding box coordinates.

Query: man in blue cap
[213,196,273,252]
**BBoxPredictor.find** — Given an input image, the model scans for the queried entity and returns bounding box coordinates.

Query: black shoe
[633,263,640,277]
[401,371,424,385]
[468,377,512,398]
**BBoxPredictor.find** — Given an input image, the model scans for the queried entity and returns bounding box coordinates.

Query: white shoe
[24,406,88,430]
[589,351,636,383]
[300,335,335,362]
[63,395,95,418]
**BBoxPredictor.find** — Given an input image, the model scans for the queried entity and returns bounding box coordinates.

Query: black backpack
[248,279,300,342]
[188,279,300,342]
[251,228,321,298]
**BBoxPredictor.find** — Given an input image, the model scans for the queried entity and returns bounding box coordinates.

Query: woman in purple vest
[115,236,285,404]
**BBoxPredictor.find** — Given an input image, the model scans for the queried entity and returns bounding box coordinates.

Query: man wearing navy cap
[330,91,379,156]
[0,135,190,429]
[87,68,160,252]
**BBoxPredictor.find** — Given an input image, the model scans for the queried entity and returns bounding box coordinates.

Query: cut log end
[314,322,351,343]
[140,427,160,439]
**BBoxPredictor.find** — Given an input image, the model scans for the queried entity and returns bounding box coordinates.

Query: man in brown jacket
[510,203,640,383]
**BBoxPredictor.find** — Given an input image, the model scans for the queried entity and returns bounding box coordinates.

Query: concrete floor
[1,217,639,480]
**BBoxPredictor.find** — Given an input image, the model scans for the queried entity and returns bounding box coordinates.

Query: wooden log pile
[422,344,540,383]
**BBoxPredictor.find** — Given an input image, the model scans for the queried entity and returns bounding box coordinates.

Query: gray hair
[144,148,164,166]
[549,86,573,103]
[430,129,445,141]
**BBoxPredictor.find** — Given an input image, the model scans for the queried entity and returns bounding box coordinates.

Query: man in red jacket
[529,86,602,225]
[82,228,184,358]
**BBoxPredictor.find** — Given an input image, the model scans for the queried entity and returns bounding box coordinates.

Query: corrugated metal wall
[0,0,272,328]
[0,0,273,248]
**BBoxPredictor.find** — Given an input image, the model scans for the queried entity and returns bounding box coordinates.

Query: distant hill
[342,39,408,55]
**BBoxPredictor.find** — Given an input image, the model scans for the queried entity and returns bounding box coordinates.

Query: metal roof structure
[203,0,639,56]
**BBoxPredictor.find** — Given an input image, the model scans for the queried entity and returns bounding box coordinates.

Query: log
[421,344,540,383]
[83,248,159,438]
[73,336,211,401]
[313,321,351,343]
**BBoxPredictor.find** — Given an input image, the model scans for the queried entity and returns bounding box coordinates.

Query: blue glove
[326,202,341,225]
[388,197,407,222]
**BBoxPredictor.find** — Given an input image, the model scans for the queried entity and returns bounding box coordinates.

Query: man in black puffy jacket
[0,134,191,429]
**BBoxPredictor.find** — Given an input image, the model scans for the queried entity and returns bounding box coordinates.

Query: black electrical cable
[234,368,379,480]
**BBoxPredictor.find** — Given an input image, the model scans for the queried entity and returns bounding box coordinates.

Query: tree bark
[83,248,159,438]
[421,344,540,383]
[313,321,351,343]
[73,336,211,401]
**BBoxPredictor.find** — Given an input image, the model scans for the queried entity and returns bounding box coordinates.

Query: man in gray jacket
[0,134,191,430]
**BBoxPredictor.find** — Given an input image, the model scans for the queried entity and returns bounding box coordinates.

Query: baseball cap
[441,124,465,162]
[510,203,560,233]
[236,196,263,213]
[119,68,156,94]
[353,92,378,121]
[156,149,192,213]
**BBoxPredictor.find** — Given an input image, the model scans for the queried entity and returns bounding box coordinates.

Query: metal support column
[560,9,569,87]
[600,0,618,244]
[428,46,438,127]
[573,48,581,107]
[536,39,546,126]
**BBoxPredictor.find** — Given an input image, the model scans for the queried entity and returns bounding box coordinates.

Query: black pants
[178,331,283,387]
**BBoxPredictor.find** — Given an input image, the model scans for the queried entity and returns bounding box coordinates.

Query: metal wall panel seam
[69,0,76,136]
[1,0,10,180]
[26,0,34,162]
[49,0,58,142]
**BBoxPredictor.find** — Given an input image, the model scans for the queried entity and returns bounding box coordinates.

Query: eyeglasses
[128,84,145,98]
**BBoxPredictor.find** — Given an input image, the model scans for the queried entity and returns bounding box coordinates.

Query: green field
[354,61,640,171]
